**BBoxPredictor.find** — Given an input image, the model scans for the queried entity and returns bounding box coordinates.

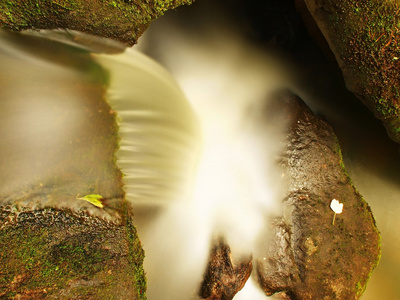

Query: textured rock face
[198,91,380,300]
[256,92,381,299]
[0,0,194,46]
[300,0,400,143]
[0,206,145,300]
[199,239,252,300]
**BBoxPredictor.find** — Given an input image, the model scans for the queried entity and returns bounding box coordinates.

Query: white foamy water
[136,12,298,299]
[93,49,201,207]
[93,49,209,299]
[2,2,399,296]
[136,2,400,298]
[1,28,287,299]
[93,37,292,297]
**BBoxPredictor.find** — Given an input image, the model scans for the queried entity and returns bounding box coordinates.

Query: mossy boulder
[0,206,145,299]
[256,91,381,299]
[300,0,400,143]
[0,0,194,46]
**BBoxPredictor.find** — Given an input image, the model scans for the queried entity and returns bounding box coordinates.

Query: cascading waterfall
[137,3,400,298]
[1,1,400,295]
[93,49,210,299]
[93,49,201,207]
[135,18,299,300]
[0,28,291,299]
[93,36,293,299]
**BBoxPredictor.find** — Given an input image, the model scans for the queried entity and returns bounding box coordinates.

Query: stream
[0,1,399,299]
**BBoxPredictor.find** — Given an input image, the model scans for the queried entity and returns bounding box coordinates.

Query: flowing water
[0,2,400,300]
[0,29,288,299]
[94,30,294,299]
[0,30,126,219]
[137,2,400,299]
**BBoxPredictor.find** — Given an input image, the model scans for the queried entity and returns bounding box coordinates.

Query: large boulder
[299,0,400,143]
[197,91,381,300]
[256,91,381,299]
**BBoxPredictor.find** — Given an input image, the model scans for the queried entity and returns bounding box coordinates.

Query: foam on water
[94,32,293,297]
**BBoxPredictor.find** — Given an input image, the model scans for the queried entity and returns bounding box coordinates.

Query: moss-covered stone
[0,206,146,299]
[301,0,400,143]
[0,0,194,46]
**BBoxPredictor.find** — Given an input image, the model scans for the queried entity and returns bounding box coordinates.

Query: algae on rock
[301,0,400,143]
[0,0,194,46]
[0,206,146,300]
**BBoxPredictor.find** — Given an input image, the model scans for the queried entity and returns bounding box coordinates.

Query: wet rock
[0,205,145,299]
[199,238,252,300]
[299,0,400,143]
[256,91,381,299]
[0,30,146,299]
[0,0,193,46]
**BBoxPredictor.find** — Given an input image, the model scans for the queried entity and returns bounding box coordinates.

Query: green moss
[0,226,69,292]
[51,240,113,276]
[123,202,147,300]
[324,0,400,142]
[355,280,364,296]
[109,1,118,8]
[375,97,399,117]
[0,0,194,45]
[100,0,193,24]
[0,208,146,299]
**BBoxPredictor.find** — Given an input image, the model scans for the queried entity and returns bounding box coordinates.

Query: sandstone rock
[256,91,381,299]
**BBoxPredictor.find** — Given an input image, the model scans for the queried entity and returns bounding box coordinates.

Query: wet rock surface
[0,31,146,299]
[199,238,252,300]
[0,30,124,219]
[300,0,400,143]
[197,91,381,300]
[256,92,381,299]
[0,0,194,46]
[0,205,145,300]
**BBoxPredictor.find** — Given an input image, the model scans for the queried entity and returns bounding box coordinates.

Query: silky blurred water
[0,2,399,299]
[137,1,400,299]
[94,49,201,207]
[0,27,288,299]
[0,30,126,219]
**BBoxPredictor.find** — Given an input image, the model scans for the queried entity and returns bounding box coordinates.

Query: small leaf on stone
[77,194,104,208]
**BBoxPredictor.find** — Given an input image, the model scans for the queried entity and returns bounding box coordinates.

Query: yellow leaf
[77,194,104,208]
